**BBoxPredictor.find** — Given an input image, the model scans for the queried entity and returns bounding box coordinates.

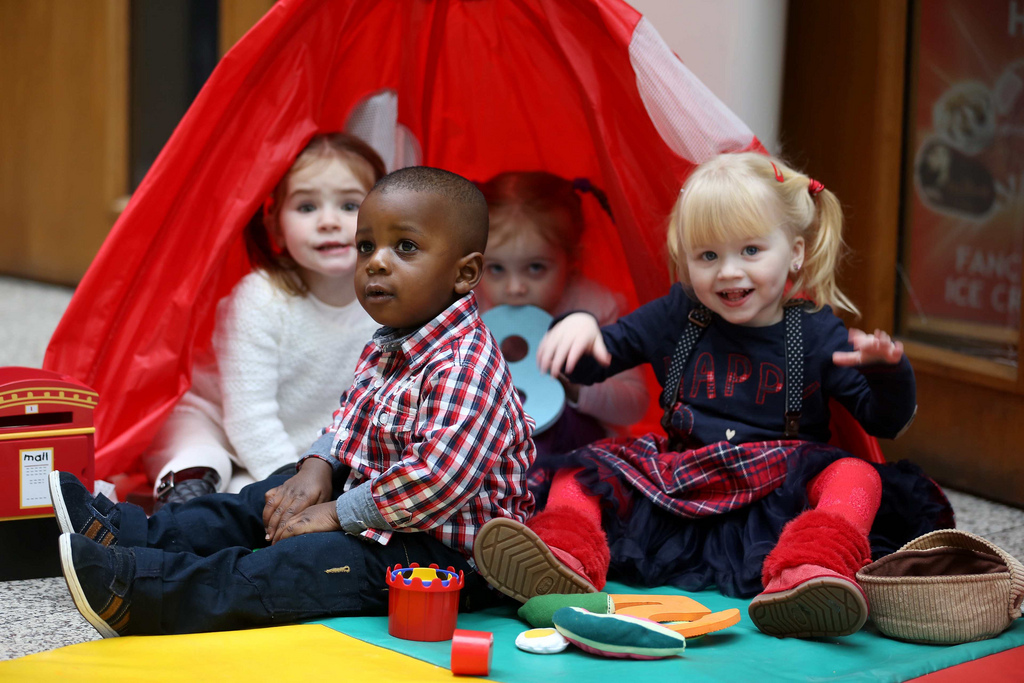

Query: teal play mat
[317,581,1024,682]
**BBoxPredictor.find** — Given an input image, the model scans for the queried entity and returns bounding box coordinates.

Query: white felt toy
[515,628,570,654]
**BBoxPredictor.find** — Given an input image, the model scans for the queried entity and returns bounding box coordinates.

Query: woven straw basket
[857,529,1024,644]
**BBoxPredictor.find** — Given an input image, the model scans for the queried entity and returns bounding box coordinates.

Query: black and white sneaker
[49,471,120,546]
[59,533,135,637]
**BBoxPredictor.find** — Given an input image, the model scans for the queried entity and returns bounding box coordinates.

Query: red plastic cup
[385,564,464,642]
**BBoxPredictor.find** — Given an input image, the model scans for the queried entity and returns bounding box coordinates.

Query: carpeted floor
[2,274,1024,662]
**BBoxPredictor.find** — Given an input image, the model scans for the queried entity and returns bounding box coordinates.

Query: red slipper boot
[748,509,871,638]
[473,506,609,603]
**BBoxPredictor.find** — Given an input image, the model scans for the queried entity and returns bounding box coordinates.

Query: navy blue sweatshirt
[567,283,916,446]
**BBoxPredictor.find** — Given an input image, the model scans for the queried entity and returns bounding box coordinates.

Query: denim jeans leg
[129,527,502,634]
[130,528,368,634]
[140,475,288,555]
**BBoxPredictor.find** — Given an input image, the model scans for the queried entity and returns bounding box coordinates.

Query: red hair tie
[807,178,825,196]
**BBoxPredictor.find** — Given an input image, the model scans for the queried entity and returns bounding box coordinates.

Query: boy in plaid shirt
[50,167,536,636]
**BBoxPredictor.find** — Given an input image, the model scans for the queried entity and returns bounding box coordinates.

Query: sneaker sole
[49,471,75,537]
[473,517,596,604]
[748,575,868,638]
[59,534,120,638]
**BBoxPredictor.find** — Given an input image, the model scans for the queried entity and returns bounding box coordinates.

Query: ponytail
[572,177,615,223]
[791,182,859,317]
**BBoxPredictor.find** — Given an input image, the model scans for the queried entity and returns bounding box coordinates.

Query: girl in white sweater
[143,133,386,505]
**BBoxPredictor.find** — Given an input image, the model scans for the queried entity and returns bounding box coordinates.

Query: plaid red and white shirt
[300,293,535,558]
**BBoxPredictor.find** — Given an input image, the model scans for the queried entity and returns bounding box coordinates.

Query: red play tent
[44,0,880,482]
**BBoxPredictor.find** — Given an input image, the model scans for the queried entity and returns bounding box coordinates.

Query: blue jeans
[115,475,500,634]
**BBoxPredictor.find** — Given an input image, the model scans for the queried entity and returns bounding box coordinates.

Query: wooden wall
[0,0,128,285]
[780,0,908,335]
[782,0,1024,507]
[220,0,276,56]
[0,0,273,286]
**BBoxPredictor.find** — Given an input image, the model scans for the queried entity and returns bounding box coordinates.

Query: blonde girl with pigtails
[473,152,953,641]
[667,152,858,321]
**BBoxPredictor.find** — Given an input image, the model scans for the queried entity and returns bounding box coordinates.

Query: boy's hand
[263,458,333,542]
[537,312,610,377]
[271,501,341,543]
[833,328,904,367]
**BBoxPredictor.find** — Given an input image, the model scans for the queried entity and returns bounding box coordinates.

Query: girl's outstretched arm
[833,328,904,367]
[536,312,611,376]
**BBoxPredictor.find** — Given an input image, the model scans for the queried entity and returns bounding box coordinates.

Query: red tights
[547,456,881,534]
[806,457,881,535]
[547,468,602,521]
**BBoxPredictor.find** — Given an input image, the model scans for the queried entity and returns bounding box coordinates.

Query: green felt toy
[552,606,687,660]
[518,592,614,627]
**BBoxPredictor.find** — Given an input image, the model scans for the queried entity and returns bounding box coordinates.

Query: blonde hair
[245,132,386,297]
[666,152,859,316]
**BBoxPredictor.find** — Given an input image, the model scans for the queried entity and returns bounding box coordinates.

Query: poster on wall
[903,0,1024,358]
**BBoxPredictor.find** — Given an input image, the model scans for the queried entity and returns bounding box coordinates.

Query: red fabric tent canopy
[44,0,877,481]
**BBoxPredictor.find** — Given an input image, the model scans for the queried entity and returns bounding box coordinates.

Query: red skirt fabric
[531,440,954,597]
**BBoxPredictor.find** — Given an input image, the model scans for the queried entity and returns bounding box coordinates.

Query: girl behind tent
[477,171,648,458]
[143,133,386,505]
[474,152,952,640]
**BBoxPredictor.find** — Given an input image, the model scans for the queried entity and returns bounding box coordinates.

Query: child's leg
[806,456,882,535]
[50,471,286,555]
[139,475,289,555]
[748,458,880,638]
[143,406,235,504]
[60,524,491,636]
[474,468,609,602]
[548,467,603,522]
[226,470,257,493]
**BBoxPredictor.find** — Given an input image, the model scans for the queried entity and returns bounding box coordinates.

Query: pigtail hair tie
[807,178,825,196]
[572,177,615,223]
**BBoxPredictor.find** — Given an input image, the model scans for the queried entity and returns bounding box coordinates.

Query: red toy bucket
[386,563,464,641]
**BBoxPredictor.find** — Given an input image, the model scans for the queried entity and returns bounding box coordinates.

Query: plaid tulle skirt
[529,434,954,598]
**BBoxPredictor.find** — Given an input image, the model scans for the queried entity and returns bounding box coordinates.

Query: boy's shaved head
[373,167,489,254]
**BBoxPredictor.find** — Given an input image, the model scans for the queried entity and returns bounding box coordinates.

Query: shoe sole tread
[59,534,120,638]
[473,518,595,604]
[748,576,868,638]
[48,471,75,536]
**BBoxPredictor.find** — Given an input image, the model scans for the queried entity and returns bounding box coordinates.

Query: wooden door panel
[0,0,128,284]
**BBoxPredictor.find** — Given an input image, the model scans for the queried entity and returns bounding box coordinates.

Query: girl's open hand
[271,500,341,542]
[832,328,904,367]
[536,312,610,376]
[263,458,333,543]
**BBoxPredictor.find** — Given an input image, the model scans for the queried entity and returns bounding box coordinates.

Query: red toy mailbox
[0,367,97,580]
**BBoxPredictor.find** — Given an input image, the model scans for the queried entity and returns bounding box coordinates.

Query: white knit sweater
[186,272,379,480]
